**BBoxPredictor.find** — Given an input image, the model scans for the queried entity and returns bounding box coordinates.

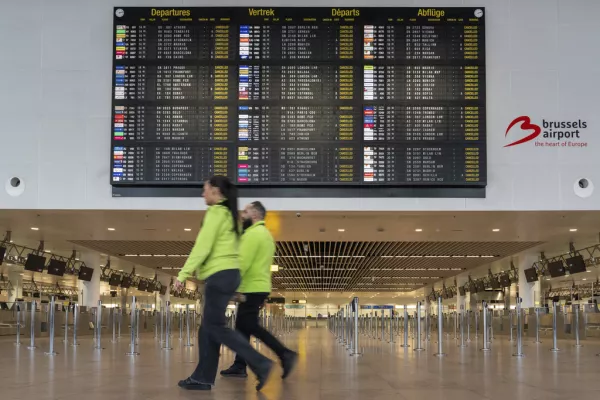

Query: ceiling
[1,209,600,295]
[69,239,542,292]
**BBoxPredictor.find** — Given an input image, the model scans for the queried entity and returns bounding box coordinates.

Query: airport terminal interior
[3,0,600,399]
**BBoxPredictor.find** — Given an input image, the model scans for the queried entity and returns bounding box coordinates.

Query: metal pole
[454,310,458,339]
[513,297,524,357]
[415,301,424,351]
[111,308,117,343]
[475,308,479,339]
[118,308,122,338]
[136,308,140,343]
[126,296,139,356]
[163,301,172,350]
[411,312,415,339]
[481,301,490,352]
[28,300,37,349]
[550,301,560,352]
[94,300,103,350]
[72,304,79,346]
[381,308,385,342]
[534,307,541,343]
[375,311,378,340]
[424,304,428,342]
[160,302,164,343]
[434,297,445,357]
[346,305,353,351]
[574,304,582,348]
[192,310,197,338]
[154,310,158,338]
[509,310,514,342]
[184,305,193,347]
[15,303,21,346]
[45,296,57,356]
[458,305,467,348]
[350,297,361,356]
[489,309,494,341]
[179,310,183,340]
[401,305,410,348]
[389,309,394,343]
[63,305,69,344]
[467,310,471,342]
[340,307,345,344]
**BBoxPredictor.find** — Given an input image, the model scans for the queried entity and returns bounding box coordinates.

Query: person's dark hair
[251,201,267,220]
[208,176,239,236]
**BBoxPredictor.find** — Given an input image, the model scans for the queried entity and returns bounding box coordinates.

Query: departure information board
[111,7,486,197]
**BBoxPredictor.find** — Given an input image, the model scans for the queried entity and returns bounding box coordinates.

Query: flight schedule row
[111,144,484,185]
[114,64,482,102]
[113,105,483,143]
[115,23,482,61]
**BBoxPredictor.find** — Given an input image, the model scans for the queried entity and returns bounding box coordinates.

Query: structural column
[456,277,468,310]
[7,270,23,307]
[517,254,541,308]
[78,253,101,308]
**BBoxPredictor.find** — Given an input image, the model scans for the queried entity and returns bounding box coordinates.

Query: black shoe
[178,377,212,390]
[281,351,298,379]
[255,360,274,391]
[220,365,248,378]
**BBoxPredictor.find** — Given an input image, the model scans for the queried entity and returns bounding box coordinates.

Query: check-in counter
[584,310,600,338]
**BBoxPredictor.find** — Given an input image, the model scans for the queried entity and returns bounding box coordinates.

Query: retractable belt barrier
[45,296,57,356]
[28,300,37,350]
[434,297,445,357]
[481,301,491,352]
[513,298,524,357]
[126,296,139,356]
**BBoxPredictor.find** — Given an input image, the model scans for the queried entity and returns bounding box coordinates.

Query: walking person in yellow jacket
[175,176,273,392]
[220,201,298,379]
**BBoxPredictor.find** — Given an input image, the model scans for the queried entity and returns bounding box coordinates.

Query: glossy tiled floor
[1,326,600,400]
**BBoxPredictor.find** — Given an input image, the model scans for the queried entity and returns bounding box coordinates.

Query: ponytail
[208,176,239,237]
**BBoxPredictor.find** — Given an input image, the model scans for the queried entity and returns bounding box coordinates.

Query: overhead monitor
[159,285,167,295]
[566,255,587,274]
[489,276,500,290]
[109,273,122,286]
[24,254,46,273]
[547,260,566,278]
[475,280,485,292]
[0,246,6,265]
[121,276,132,289]
[499,273,511,287]
[78,266,94,281]
[146,282,156,293]
[459,286,466,296]
[524,267,538,283]
[137,279,148,291]
[468,281,476,293]
[47,259,67,277]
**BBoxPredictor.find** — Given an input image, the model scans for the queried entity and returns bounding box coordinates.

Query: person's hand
[173,280,185,291]
[232,293,246,303]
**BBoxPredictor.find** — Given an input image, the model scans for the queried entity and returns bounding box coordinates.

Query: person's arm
[238,230,258,280]
[177,207,222,283]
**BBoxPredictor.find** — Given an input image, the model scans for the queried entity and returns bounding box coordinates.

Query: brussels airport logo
[504,116,589,148]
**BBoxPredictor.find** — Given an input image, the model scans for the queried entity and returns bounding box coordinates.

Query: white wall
[2,0,599,211]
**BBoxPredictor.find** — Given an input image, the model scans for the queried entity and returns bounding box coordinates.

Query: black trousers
[232,293,289,370]
[190,270,271,384]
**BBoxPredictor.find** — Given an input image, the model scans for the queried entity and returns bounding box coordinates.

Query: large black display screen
[111,7,486,197]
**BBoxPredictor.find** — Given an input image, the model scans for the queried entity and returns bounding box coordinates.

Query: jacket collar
[245,221,265,232]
